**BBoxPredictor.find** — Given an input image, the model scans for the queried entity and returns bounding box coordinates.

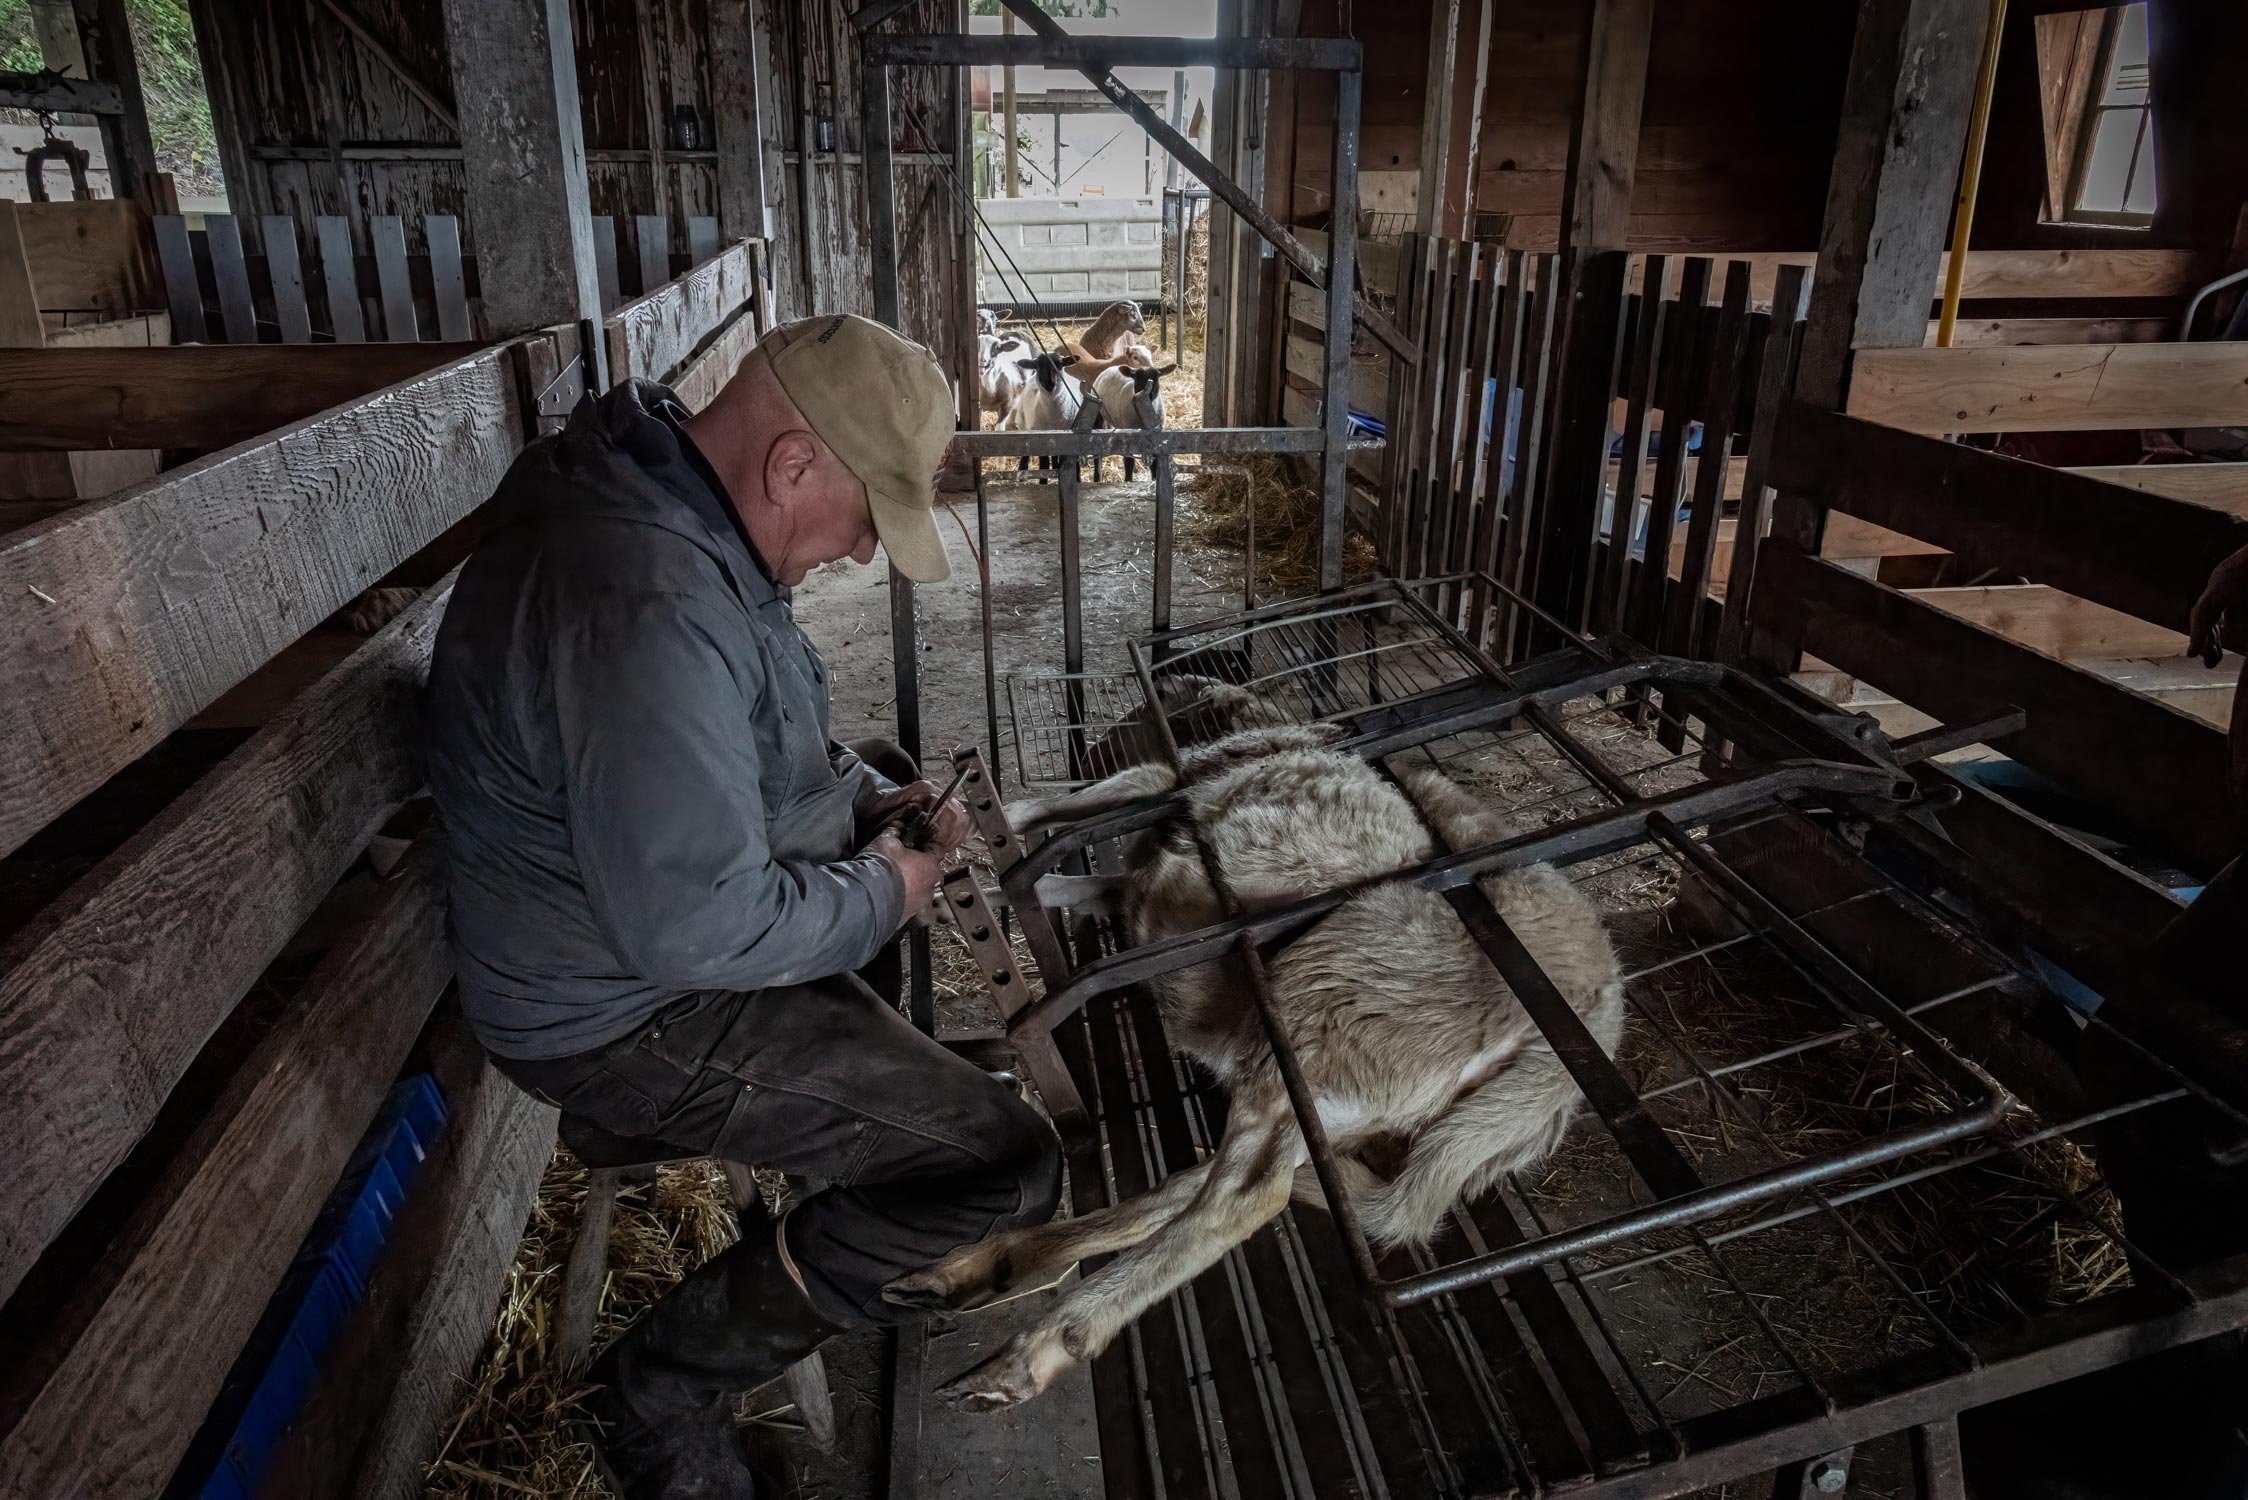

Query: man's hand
[866,783,971,920]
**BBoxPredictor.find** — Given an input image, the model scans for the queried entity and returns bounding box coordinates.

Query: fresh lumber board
[605,239,755,386]
[1847,342,2248,434]
[1927,317,2172,347]
[0,581,455,1307]
[1753,543,2236,873]
[9,199,162,317]
[668,303,762,411]
[0,343,480,452]
[254,1014,556,1500]
[2064,462,2248,515]
[1912,584,2188,661]
[0,344,519,861]
[1773,407,2248,629]
[0,854,452,1500]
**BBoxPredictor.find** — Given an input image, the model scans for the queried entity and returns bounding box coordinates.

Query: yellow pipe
[1937,0,2009,347]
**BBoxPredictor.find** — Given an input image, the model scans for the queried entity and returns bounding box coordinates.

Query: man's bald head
[686,355,878,586]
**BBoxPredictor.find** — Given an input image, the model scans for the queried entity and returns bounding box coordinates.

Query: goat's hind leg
[884,1153,1215,1313]
[944,1088,1302,1411]
[1005,760,1177,832]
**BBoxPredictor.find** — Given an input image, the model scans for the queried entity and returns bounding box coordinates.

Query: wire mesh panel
[994,580,2248,1499]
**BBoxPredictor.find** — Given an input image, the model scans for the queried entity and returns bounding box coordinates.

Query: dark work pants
[495,739,1062,1329]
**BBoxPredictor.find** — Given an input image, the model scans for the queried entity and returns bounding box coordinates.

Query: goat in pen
[886,713,1625,1410]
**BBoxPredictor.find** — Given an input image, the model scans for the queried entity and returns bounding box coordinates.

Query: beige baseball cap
[751,313,955,582]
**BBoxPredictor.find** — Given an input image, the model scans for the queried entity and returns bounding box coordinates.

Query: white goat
[1000,351,1087,473]
[977,332,1029,416]
[977,306,1007,337]
[1090,361,1177,481]
[887,717,1626,1411]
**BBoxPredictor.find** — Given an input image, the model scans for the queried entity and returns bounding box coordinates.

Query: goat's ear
[1152,364,1177,377]
[1055,353,1079,367]
[1014,357,1038,371]
[998,337,1023,352]
[997,308,1012,319]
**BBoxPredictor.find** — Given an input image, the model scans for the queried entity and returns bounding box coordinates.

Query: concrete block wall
[977,195,1162,306]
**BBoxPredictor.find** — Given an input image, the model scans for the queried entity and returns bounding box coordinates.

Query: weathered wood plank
[0,582,458,1307]
[0,344,520,861]
[0,854,452,1500]
[13,199,161,316]
[0,342,478,452]
[2063,462,2248,513]
[253,1014,556,1500]
[1752,544,2235,873]
[636,213,671,300]
[261,215,312,344]
[1913,584,2189,660]
[1929,316,2171,347]
[370,216,418,341]
[604,239,756,386]
[150,212,207,344]
[315,216,366,343]
[1846,342,2248,434]
[1623,249,2208,306]
[1773,407,2248,630]
[592,215,622,317]
[203,215,257,344]
[426,215,472,341]
[669,306,762,411]
[1559,0,1651,255]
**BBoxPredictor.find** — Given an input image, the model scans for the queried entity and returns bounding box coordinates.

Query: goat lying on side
[1089,362,1177,481]
[886,718,1626,1410]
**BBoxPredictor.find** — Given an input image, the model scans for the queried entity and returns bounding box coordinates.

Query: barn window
[2035,2,2157,227]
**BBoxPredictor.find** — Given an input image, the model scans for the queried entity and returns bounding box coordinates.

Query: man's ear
[763,429,823,505]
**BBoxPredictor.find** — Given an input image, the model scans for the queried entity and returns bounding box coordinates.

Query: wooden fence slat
[0,851,454,1500]
[1775,407,2248,633]
[315,216,366,343]
[0,344,479,452]
[1914,583,2187,660]
[1752,543,2235,874]
[1717,262,1810,664]
[426,215,472,341]
[202,215,258,344]
[1627,256,1710,649]
[371,216,419,342]
[687,214,721,265]
[1666,257,1753,667]
[1425,245,1484,589]
[603,240,756,387]
[1400,241,1456,581]
[635,213,670,298]
[150,214,207,344]
[591,215,622,316]
[0,581,466,1309]
[1497,254,1563,653]
[261,215,312,344]
[1598,256,1669,634]
[1446,245,1507,625]
[2063,462,2248,512]
[1846,342,2248,434]
[1466,248,1528,648]
[1535,249,1632,638]
[0,344,521,864]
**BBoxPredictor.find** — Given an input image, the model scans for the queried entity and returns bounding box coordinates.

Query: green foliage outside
[970,0,1124,17]
[0,0,223,195]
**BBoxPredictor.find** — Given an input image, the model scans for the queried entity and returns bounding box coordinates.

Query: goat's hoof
[941,1334,1050,1411]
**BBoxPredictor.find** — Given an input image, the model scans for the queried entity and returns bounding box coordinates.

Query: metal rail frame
[969,570,2248,1497]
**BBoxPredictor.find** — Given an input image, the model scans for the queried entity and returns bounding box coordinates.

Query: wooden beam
[1773,408,2248,630]
[0,855,453,1500]
[1559,0,1652,255]
[73,0,157,201]
[668,302,762,410]
[0,345,519,862]
[440,0,602,342]
[0,581,458,1307]
[315,0,460,132]
[1912,583,2188,660]
[603,239,756,386]
[1793,0,1983,413]
[0,343,478,452]
[1624,248,2209,306]
[1752,543,2236,874]
[2064,462,2248,513]
[1846,342,2248,434]
[1928,316,2172,347]
[253,1014,556,1500]
[0,70,120,115]
[711,0,772,242]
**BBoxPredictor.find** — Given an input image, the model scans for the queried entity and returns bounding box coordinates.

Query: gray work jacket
[425,379,903,1061]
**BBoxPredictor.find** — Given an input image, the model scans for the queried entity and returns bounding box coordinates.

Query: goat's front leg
[883,1152,1215,1313]
[1005,761,1176,833]
[943,1087,1302,1411]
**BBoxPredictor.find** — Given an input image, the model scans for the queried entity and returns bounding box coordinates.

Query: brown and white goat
[887,718,1625,1410]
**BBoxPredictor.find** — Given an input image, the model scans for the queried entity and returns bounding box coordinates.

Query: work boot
[580,1221,848,1500]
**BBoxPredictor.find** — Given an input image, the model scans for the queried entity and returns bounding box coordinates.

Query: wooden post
[71,0,158,203]
[1757,0,1981,669]
[1558,0,1651,256]
[1002,8,1020,196]
[713,0,773,242]
[441,0,604,360]
[1414,0,1490,239]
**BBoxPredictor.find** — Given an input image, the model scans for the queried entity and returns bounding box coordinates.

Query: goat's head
[1121,363,1177,397]
[1081,300,1146,354]
[982,334,1025,367]
[1014,351,1080,392]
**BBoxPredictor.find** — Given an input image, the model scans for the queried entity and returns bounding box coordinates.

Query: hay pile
[423,1155,783,1499]
[1184,454,1377,597]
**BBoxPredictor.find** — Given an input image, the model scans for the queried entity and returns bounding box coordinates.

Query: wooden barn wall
[751,0,965,359]
[1284,0,2246,257]
[189,0,964,363]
